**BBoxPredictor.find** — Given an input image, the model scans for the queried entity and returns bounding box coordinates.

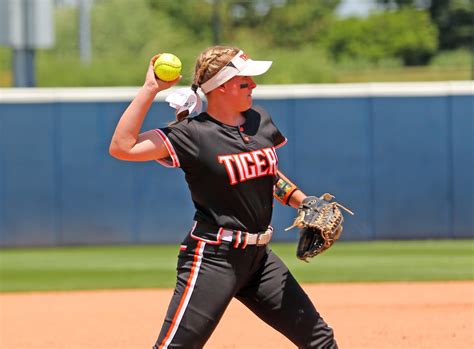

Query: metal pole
[13,0,35,87]
[13,48,35,87]
[471,0,474,80]
[212,0,221,45]
[79,0,92,64]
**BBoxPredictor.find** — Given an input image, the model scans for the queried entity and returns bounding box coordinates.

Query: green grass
[334,66,471,83]
[272,240,474,283]
[1,240,473,292]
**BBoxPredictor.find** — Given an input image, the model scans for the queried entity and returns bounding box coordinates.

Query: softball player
[110,46,337,348]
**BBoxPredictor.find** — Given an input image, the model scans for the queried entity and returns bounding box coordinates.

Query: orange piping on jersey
[189,221,223,245]
[274,138,288,149]
[154,129,181,168]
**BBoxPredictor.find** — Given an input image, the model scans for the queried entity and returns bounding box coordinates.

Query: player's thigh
[236,249,337,348]
[154,239,236,349]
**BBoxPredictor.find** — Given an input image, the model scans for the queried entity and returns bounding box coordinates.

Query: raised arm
[274,170,307,208]
[109,55,181,162]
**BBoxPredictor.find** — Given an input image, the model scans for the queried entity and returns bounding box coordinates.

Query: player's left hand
[286,194,354,262]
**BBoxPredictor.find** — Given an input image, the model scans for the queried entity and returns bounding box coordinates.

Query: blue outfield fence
[0,82,473,246]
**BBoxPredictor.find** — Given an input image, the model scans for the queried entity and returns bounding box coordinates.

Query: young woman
[109,46,337,349]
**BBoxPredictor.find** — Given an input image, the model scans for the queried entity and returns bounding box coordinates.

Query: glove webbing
[285,193,354,231]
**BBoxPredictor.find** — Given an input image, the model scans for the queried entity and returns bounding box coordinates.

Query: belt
[189,221,273,247]
[220,227,273,247]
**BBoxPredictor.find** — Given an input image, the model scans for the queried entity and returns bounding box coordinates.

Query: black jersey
[155,107,287,233]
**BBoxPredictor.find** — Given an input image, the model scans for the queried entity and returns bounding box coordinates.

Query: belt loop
[256,233,262,246]
[233,231,241,248]
[241,232,249,249]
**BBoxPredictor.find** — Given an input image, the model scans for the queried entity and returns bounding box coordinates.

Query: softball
[153,53,182,82]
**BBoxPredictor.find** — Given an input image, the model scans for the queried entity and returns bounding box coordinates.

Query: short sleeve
[270,118,287,149]
[155,119,199,169]
[252,106,287,149]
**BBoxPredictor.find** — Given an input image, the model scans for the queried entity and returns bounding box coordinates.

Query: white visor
[200,50,272,94]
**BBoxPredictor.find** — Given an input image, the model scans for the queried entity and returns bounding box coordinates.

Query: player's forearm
[109,86,158,157]
[274,170,307,208]
[287,188,307,208]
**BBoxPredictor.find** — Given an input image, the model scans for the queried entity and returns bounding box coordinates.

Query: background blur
[0,0,473,247]
[0,0,473,87]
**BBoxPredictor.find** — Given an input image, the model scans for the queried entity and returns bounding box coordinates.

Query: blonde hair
[174,46,239,123]
[192,46,239,91]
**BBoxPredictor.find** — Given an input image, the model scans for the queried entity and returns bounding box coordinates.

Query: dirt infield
[1,281,473,348]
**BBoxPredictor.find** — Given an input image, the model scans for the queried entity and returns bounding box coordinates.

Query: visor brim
[237,60,272,76]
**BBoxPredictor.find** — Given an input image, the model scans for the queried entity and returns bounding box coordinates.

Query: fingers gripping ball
[154,53,182,82]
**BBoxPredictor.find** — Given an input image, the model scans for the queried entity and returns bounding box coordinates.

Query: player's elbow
[109,142,130,161]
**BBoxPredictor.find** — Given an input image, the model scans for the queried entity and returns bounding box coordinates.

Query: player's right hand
[144,54,182,94]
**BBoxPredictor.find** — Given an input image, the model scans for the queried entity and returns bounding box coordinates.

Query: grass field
[0,240,473,292]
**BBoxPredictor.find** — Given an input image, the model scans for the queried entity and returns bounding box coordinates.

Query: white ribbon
[165,88,203,117]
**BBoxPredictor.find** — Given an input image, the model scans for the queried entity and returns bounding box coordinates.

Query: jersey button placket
[236,126,251,146]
